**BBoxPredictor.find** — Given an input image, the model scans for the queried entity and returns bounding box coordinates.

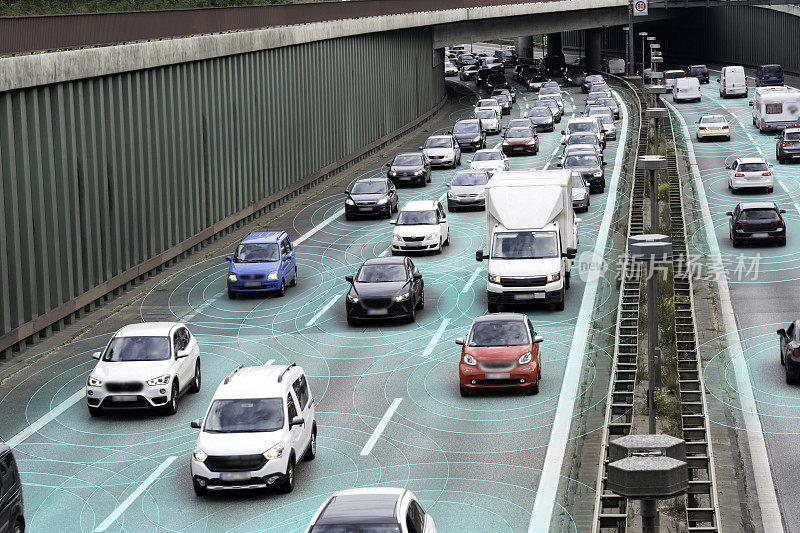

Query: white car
[470,149,508,176]
[696,114,731,141]
[589,110,617,141]
[420,135,461,168]
[86,322,201,417]
[190,364,316,495]
[444,61,458,77]
[474,98,502,120]
[674,77,701,103]
[473,108,501,134]
[391,200,450,254]
[727,157,774,193]
[563,117,605,147]
[306,487,437,533]
[562,143,603,164]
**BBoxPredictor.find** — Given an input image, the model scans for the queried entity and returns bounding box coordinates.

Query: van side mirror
[476,250,485,262]
[534,335,544,344]
[190,419,201,429]
[563,247,577,259]
[92,351,101,360]
[455,337,465,345]
[290,415,305,427]
[225,256,232,262]
[389,219,397,225]
[345,275,354,283]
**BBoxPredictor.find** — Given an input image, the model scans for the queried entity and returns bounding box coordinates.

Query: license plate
[111,395,137,402]
[513,147,524,150]
[400,176,412,181]
[359,207,374,212]
[514,293,543,301]
[367,308,388,316]
[244,281,261,288]
[220,472,250,481]
[405,242,425,248]
[751,232,769,238]
[486,373,510,380]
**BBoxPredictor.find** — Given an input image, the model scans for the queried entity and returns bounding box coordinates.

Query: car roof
[213,364,302,400]
[394,152,423,158]
[736,157,767,164]
[475,149,502,155]
[426,135,452,140]
[116,322,181,337]
[739,202,778,210]
[700,114,727,121]
[316,488,406,525]
[689,64,707,68]
[456,119,481,124]
[472,312,527,324]
[239,231,287,245]
[402,200,438,211]
[354,177,389,183]
[362,257,407,267]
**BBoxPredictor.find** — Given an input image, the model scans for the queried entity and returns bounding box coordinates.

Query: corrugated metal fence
[0,28,445,355]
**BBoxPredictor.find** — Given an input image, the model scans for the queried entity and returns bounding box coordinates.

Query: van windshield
[763,65,782,74]
[204,398,284,433]
[492,231,559,259]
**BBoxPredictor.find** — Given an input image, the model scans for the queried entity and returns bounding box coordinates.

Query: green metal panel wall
[0,27,443,343]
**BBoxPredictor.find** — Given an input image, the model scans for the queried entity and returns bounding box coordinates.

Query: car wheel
[227,290,237,300]
[444,232,450,246]
[163,382,179,416]
[488,302,499,313]
[435,239,443,255]
[565,272,570,290]
[460,387,471,397]
[393,202,399,213]
[408,303,416,323]
[276,280,286,297]
[554,291,565,311]
[278,456,295,493]
[290,268,298,286]
[12,518,24,533]
[779,238,787,247]
[447,202,455,212]
[347,315,359,327]
[345,213,354,221]
[526,382,539,395]
[732,239,741,248]
[88,406,104,418]
[416,291,425,310]
[189,361,201,393]
[193,479,208,496]
[768,187,774,194]
[304,426,317,461]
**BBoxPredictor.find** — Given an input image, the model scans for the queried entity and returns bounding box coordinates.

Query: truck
[475,170,578,312]
[751,86,800,133]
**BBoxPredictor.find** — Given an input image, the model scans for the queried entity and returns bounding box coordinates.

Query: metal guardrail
[0,0,561,55]
[649,0,796,7]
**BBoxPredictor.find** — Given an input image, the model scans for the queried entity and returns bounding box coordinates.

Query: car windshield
[739,162,769,172]
[473,151,501,161]
[204,398,284,433]
[521,68,536,76]
[475,110,496,119]
[454,123,480,134]
[568,134,597,145]
[528,108,551,117]
[452,172,488,186]
[478,100,496,107]
[785,132,800,141]
[494,95,509,104]
[393,154,422,166]
[234,243,280,262]
[396,209,438,225]
[700,116,725,124]
[351,181,387,195]
[568,123,595,134]
[665,71,685,79]
[469,320,529,347]
[690,66,707,73]
[599,99,617,108]
[102,336,171,362]
[740,209,779,221]
[506,128,532,139]
[356,264,408,282]
[425,137,451,148]
[492,231,559,259]
[311,526,402,533]
[565,155,599,167]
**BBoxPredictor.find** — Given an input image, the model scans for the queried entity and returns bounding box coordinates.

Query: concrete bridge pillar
[515,35,535,63]
[585,27,602,71]
[546,32,562,57]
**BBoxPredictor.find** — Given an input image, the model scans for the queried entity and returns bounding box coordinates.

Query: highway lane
[665,79,800,530]
[0,75,636,532]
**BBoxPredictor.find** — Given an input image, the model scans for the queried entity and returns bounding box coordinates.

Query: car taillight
[762,125,769,129]
[699,126,707,130]
[739,220,748,225]
[722,125,729,129]
[794,348,800,357]
[763,172,772,176]
[783,142,791,147]
[735,173,745,177]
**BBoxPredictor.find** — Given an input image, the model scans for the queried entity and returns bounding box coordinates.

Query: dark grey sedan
[557,153,607,193]
[777,128,800,164]
[345,178,398,220]
[386,153,431,187]
[524,106,555,132]
[446,169,489,211]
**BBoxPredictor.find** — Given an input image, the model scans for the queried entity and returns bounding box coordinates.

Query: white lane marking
[665,98,784,531]
[777,179,800,215]
[6,389,85,447]
[529,89,630,532]
[542,143,562,170]
[295,208,345,245]
[181,289,226,323]
[263,359,275,366]
[437,192,447,203]
[94,456,178,532]
[379,249,389,257]
[360,397,403,456]
[421,319,450,358]
[305,294,339,327]
[461,266,482,293]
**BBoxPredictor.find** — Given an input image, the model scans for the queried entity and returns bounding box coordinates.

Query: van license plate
[111,395,137,402]
[514,293,543,301]
[487,373,510,380]
[220,472,250,481]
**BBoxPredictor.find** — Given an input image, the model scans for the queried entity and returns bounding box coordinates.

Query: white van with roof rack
[189,363,316,495]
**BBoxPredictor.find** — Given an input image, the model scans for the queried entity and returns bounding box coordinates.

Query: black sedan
[778,322,800,383]
[345,178,398,220]
[386,153,430,186]
[345,257,424,325]
[564,65,586,87]
[459,65,478,81]
[727,202,786,247]
[777,128,800,164]
[557,153,606,193]
[453,119,486,151]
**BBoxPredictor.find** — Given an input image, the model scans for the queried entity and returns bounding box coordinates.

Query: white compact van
[674,77,701,103]
[720,66,747,98]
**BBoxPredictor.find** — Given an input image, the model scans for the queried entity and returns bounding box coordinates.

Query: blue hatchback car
[226,231,297,299]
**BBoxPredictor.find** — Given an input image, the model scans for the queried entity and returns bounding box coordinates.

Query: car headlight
[345,198,355,206]
[426,233,439,241]
[390,171,397,176]
[518,351,532,365]
[473,136,482,142]
[463,353,477,366]
[593,171,603,177]
[527,140,537,145]
[377,197,389,205]
[228,273,238,282]
[394,292,411,302]
[413,170,424,176]
[267,270,279,280]
[447,191,456,198]
[193,446,208,462]
[488,274,501,284]
[263,443,285,460]
[392,232,402,241]
[146,374,171,386]
[347,294,360,303]
[546,272,561,283]
[87,376,102,387]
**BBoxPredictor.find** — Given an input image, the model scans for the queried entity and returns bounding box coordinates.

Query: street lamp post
[623,26,631,75]
[646,36,656,81]
[645,107,669,158]
[646,83,666,111]
[638,31,648,83]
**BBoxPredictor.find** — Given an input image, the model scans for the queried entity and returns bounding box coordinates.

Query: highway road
[665,74,800,531]
[0,70,637,532]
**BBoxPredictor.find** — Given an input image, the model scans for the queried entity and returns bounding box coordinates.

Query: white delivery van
[751,86,800,132]
[607,58,625,75]
[475,170,578,312]
[719,66,747,98]
[673,77,701,103]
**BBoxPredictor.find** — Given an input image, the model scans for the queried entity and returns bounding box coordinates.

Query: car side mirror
[419,146,423,150]
[748,102,753,107]
[780,209,787,214]
[602,162,608,166]
[778,328,786,336]
[190,419,201,429]
[560,130,565,135]
[563,247,577,259]
[534,335,544,344]
[389,219,397,225]
[290,416,305,428]
[385,162,391,167]
[455,337,465,345]
[225,256,232,262]
[345,275,354,283]
[92,351,101,360]
[413,273,423,280]
[725,211,733,216]
[476,250,485,262]
[176,349,190,359]
[725,165,730,170]
[716,77,720,82]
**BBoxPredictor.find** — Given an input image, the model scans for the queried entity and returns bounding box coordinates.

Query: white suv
[189,364,316,495]
[727,157,774,193]
[86,322,201,417]
[391,200,450,254]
